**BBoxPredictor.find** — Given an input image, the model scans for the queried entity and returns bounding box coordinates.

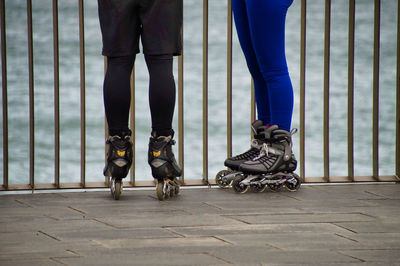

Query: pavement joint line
[212,235,235,246]
[203,251,233,265]
[65,249,82,257]
[43,214,60,221]
[265,242,284,251]
[14,199,34,208]
[92,239,111,249]
[67,206,86,215]
[282,193,303,201]
[202,201,223,210]
[162,227,186,238]
[38,230,61,242]
[92,218,120,229]
[49,257,70,266]
[364,190,388,198]
[331,222,359,234]
[335,250,366,263]
[221,215,252,225]
[334,233,359,243]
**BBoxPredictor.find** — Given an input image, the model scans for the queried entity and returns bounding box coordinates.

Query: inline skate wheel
[267,182,283,192]
[156,181,165,201]
[215,169,233,189]
[168,180,176,197]
[174,181,180,195]
[251,181,267,193]
[111,178,122,200]
[284,173,301,192]
[232,174,249,194]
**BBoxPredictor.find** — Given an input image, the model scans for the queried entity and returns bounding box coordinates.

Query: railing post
[299,0,307,181]
[53,0,60,188]
[78,0,86,187]
[347,0,355,181]
[1,0,8,189]
[27,0,35,190]
[250,79,255,139]
[202,0,209,184]
[178,15,184,184]
[396,0,400,180]
[129,67,136,185]
[372,0,380,181]
[227,0,232,159]
[323,0,331,182]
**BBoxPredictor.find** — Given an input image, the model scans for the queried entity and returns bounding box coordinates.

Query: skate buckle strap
[250,139,263,149]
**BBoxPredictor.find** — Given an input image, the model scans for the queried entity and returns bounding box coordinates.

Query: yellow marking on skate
[152,150,161,157]
[117,150,126,157]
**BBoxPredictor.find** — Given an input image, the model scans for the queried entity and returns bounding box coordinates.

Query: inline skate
[148,134,182,201]
[232,127,301,193]
[215,121,278,188]
[104,131,133,200]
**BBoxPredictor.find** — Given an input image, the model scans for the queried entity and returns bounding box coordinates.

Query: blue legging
[233,0,294,131]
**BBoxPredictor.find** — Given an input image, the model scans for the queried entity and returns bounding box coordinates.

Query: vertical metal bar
[178,22,184,184]
[347,0,355,181]
[129,67,135,185]
[250,79,255,139]
[396,0,400,179]
[104,57,109,185]
[27,0,34,189]
[323,0,331,181]
[78,0,86,187]
[1,0,8,189]
[299,0,307,181]
[202,0,208,184]
[53,0,60,188]
[227,0,233,158]
[372,0,380,181]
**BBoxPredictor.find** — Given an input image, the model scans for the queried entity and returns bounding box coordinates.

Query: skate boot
[215,121,278,188]
[104,131,133,200]
[148,134,182,201]
[232,127,301,193]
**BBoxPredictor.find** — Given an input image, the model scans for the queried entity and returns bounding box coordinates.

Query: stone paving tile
[337,249,400,264]
[94,213,244,229]
[344,232,400,249]
[88,236,230,250]
[166,222,353,237]
[215,232,361,251]
[52,228,177,241]
[207,248,361,265]
[0,258,60,266]
[225,212,376,224]
[333,221,400,233]
[57,252,228,266]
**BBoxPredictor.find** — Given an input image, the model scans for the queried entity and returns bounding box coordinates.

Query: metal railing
[0,0,399,191]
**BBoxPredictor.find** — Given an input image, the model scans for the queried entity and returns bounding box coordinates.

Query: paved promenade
[0,183,399,265]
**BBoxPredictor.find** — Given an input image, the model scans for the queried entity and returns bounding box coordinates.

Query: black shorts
[98,0,182,57]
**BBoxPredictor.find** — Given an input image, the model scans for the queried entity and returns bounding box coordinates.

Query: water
[0,0,397,185]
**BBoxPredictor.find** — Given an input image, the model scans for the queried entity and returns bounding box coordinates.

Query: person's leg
[232,0,270,125]
[145,54,176,137]
[246,0,294,131]
[103,55,135,136]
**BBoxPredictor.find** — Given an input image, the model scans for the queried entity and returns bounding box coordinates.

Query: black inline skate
[148,134,182,201]
[215,121,278,188]
[104,131,133,200]
[232,127,301,193]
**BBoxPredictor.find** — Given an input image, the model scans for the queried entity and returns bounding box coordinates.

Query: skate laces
[253,143,270,161]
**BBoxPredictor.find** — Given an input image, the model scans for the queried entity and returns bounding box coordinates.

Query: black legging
[103,54,176,137]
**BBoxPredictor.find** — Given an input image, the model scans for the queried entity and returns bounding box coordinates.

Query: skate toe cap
[224,159,243,170]
[239,161,265,174]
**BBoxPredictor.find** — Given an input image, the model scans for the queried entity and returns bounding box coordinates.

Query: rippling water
[0,0,397,184]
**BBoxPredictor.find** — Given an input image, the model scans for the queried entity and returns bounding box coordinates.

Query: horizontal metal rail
[0,0,399,191]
